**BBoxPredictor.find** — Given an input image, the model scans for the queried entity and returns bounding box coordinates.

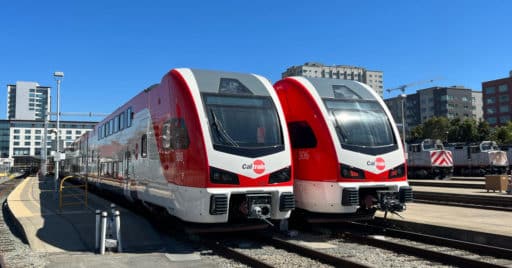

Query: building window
[485,86,495,94]
[487,117,497,124]
[25,141,30,146]
[35,142,41,146]
[76,130,81,135]
[13,135,19,140]
[25,129,31,134]
[25,136,31,140]
[66,130,72,134]
[66,136,72,140]
[13,141,19,146]
[486,97,495,104]
[499,95,509,102]
[35,130,42,134]
[500,105,509,113]
[500,115,510,124]
[35,136,41,140]
[498,84,508,93]
[13,129,20,134]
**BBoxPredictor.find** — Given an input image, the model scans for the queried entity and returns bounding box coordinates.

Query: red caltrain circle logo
[376,157,385,171]
[242,159,266,174]
[253,159,265,174]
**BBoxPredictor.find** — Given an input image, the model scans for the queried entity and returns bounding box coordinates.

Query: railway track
[332,221,512,268]
[202,234,370,268]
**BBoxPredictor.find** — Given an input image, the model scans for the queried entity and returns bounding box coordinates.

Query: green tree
[477,120,492,141]
[491,126,512,144]
[421,117,450,141]
[447,118,461,142]
[408,125,424,141]
[459,119,478,143]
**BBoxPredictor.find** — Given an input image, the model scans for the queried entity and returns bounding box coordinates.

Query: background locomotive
[445,141,508,176]
[407,139,453,179]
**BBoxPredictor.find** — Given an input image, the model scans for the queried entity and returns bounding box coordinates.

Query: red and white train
[63,68,295,225]
[407,139,453,179]
[273,77,413,218]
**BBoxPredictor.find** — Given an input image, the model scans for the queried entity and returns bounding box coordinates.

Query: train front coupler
[376,190,406,220]
[244,194,274,226]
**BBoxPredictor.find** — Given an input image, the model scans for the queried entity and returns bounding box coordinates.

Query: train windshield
[422,140,444,151]
[481,141,499,151]
[324,99,398,155]
[203,94,284,157]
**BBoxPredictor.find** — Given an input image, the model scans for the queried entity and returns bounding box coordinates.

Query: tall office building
[7,81,51,121]
[282,62,384,97]
[385,86,482,129]
[482,71,512,126]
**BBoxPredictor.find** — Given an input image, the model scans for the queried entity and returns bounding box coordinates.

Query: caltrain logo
[367,157,386,171]
[242,159,266,174]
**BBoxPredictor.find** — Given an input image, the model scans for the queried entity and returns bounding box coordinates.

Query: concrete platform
[6,176,218,267]
[412,185,512,198]
[375,202,512,248]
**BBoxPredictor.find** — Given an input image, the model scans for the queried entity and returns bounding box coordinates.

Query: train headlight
[388,164,405,179]
[210,167,239,184]
[269,167,291,184]
[340,164,365,179]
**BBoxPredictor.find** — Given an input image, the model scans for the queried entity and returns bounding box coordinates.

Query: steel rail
[201,238,273,268]
[343,232,508,268]
[255,235,371,268]
[339,221,512,261]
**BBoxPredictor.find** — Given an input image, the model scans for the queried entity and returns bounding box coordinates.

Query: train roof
[299,77,378,101]
[189,69,271,96]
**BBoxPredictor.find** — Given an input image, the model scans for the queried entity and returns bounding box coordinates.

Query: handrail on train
[59,175,88,211]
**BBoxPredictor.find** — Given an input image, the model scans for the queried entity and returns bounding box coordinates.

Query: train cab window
[162,118,190,150]
[141,134,148,158]
[288,121,317,148]
[410,144,420,152]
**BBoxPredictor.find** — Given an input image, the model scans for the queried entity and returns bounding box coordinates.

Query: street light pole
[53,71,64,196]
[401,94,407,155]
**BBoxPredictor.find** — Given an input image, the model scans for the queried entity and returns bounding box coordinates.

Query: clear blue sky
[1,1,511,121]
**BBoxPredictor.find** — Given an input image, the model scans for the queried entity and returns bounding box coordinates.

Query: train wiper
[209,109,239,147]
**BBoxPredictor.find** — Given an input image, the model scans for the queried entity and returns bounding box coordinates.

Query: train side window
[125,151,131,176]
[114,116,119,133]
[119,112,125,130]
[162,118,190,150]
[109,119,114,135]
[127,108,133,127]
[141,134,147,158]
[288,121,317,148]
